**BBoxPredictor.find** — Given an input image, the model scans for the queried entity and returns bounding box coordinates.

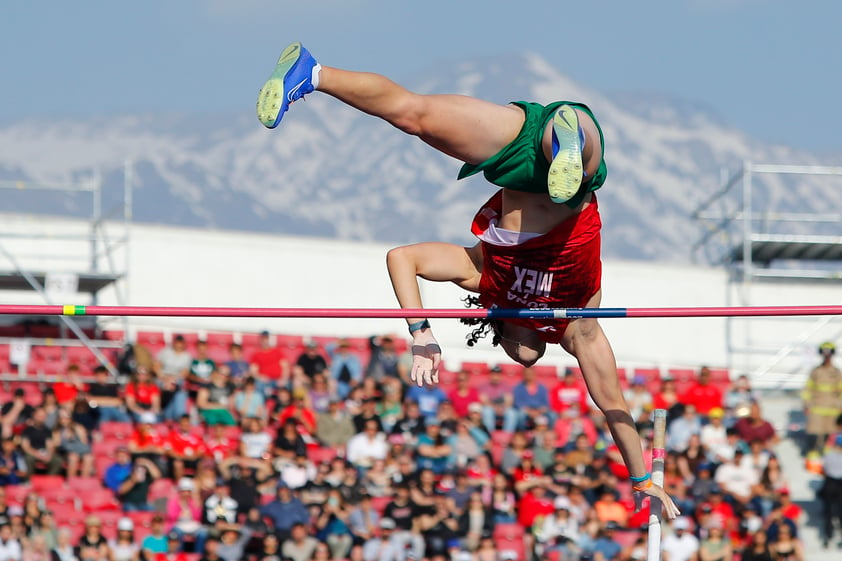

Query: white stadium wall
[0,214,840,385]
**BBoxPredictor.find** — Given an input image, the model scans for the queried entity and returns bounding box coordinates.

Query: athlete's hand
[634,484,681,520]
[410,328,441,387]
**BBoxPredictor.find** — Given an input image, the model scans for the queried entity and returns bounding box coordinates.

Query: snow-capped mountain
[1,52,839,262]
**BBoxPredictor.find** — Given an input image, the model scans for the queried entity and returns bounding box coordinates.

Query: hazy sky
[3,0,841,153]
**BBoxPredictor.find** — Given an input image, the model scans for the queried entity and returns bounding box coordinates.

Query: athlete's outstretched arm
[386,242,482,385]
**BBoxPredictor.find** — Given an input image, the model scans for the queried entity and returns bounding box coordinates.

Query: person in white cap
[661,517,699,561]
[110,517,141,561]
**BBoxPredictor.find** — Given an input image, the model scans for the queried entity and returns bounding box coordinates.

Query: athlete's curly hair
[459,295,500,348]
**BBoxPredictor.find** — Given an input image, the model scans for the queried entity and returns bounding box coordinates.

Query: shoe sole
[548,105,583,203]
[256,42,302,128]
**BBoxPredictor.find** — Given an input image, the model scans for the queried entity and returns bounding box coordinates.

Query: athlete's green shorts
[457,100,607,208]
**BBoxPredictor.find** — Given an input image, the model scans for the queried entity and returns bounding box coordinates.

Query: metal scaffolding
[692,162,842,388]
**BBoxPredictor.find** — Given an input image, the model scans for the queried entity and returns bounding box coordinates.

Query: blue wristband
[629,473,651,483]
[408,320,430,334]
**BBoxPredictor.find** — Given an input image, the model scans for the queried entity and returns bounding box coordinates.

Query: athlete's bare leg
[316,67,525,165]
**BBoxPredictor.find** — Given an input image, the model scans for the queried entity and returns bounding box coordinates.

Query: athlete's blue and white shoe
[547,105,584,204]
[256,42,321,129]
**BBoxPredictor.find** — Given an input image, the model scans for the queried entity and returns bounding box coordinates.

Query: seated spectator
[317,398,356,449]
[682,366,724,416]
[124,367,162,422]
[382,483,425,560]
[677,433,707,481]
[204,479,239,528]
[512,366,551,430]
[698,522,732,561]
[661,517,699,561]
[280,522,319,561]
[586,521,623,561]
[118,457,162,511]
[594,488,629,527]
[300,462,333,506]
[52,528,76,561]
[767,523,803,561]
[273,418,307,466]
[418,493,459,560]
[53,363,89,407]
[715,449,759,505]
[165,415,205,481]
[703,488,737,535]
[249,331,291,392]
[539,497,580,558]
[353,397,384,434]
[204,425,238,463]
[448,370,480,419]
[187,339,217,393]
[500,431,531,476]
[294,340,329,382]
[361,517,400,561]
[219,456,273,517]
[390,399,426,446]
[20,407,61,475]
[652,376,684,424]
[279,453,317,490]
[166,477,208,553]
[40,389,61,430]
[456,492,493,551]
[78,515,111,560]
[224,342,250,382]
[366,335,405,383]
[277,388,318,436]
[54,408,94,477]
[624,375,654,424]
[666,404,702,453]
[362,458,392,498]
[405,384,448,421]
[88,365,131,424]
[414,418,452,475]
[1,388,34,437]
[328,339,363,400]
[724,374,757,419]
[700,407,727,459]
[739,530,774,561]
[239,416,273,461]
[450,419,486,468]
[315,489,354,559]
[517,485,554,532]
[215,524,253,561]
[196,368,237,427]
[477,366,517,433]
[260,482,310,542]
[348,492,380,543]
[0,437,27,486]
[232,376,266,421]
[129,412,167,467]
[308,372,335,415]
[512,450,550,495]
[104,446,134,493]
[141,514,169,559]
[733,402,778,448]
[110,517,141,561]
[550,369,587,419]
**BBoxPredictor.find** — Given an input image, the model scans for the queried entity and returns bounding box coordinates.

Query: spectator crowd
[0,329,828,561]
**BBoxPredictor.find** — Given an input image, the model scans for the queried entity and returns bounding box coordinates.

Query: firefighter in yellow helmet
[803,342,842,453]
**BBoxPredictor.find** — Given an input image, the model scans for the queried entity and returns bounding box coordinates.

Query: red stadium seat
[667,368,696,383]
[69,476,105,493]
[136,331,166,347]
[100,422,134,441]
[371,496,391,514]
[308,447,338,466]
[82,488,122,512]
[30,475,65,492]
[460,361,491,376]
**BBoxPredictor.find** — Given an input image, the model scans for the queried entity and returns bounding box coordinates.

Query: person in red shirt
[277,387,318,436]
[776,489,803,525]
[549,369,588,418]
[204,424,237,462]
[124,367,162,422]
[53,363,89,406]
[681,367,724,416]
[249,331,290,390]
[165,414,205,481]
[512,450,550,495]
[733,402,778,447]
[448,370,481,417]
[129,412,167,465]
[517,485,555,545]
